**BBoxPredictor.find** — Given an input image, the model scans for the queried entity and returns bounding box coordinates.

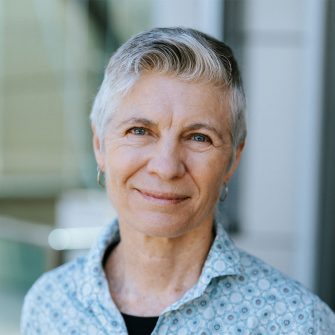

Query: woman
[22,27,335,334]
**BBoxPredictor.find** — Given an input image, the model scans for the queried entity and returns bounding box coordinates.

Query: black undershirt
[121,313,159,335]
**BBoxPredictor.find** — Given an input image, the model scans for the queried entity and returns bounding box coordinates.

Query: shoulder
[21,256,87,334]
[237,249,313,299]
[23,255,87,302]
[231,249,335,333]
[312,294,335,334]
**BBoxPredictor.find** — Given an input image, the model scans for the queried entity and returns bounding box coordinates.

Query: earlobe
[92,125,105,171]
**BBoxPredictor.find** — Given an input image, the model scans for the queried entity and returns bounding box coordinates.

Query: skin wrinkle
[114,117,227,145]
[106,222,214,315]
[111,121,228,154]
[100,71,234,141]
[93,73,243,316]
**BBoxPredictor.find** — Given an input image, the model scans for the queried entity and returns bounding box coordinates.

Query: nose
[146,138,186,180]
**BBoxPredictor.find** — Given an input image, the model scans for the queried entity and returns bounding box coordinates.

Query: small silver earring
[97,166,105,187]
[220,182,229,202]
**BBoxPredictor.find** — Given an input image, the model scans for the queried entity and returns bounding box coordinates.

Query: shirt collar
[163,219,242,313]
[79,218,243,312]
[78,220,120,309]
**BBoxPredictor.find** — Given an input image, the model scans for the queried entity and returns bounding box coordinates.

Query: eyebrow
[116,117,158,129]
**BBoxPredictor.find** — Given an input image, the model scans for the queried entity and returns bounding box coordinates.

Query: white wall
[152,0,223,39]
[237,0,326,290]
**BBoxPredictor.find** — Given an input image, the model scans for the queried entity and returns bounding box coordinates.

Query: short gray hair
[90,27,246,150]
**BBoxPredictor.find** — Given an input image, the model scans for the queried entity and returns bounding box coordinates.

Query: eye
[128,127,148,136]
[190,133,212,143]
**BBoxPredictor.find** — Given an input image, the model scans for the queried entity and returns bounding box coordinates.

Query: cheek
[187,152,228,188]
[103,151,138,211]
[104,146,146,187]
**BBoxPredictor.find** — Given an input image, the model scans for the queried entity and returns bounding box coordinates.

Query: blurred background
[0,0,334,333]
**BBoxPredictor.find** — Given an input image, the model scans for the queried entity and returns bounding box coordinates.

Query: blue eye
[191,133,211,143]
[130,127,147,135]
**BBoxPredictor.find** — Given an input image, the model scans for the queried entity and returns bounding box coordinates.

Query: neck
[104,219,214,316]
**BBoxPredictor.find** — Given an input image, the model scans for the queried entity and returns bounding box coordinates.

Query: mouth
[135,189,190,205]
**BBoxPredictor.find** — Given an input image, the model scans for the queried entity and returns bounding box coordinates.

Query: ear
[223,142,245,183]
[92,125,105,171]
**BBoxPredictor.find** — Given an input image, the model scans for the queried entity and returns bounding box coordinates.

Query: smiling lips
[136,189,190,205]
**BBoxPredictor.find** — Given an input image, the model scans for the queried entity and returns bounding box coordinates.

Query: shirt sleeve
[21,281,42,335]
[20,275,53,335]
[20,290,32,335]
[314,296,335,334]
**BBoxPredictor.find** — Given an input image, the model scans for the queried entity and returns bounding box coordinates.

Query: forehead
[114,73,230,126]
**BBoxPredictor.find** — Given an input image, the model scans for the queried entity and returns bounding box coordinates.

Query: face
[93,73,243,238]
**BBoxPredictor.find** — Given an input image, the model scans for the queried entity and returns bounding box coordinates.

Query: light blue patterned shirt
[21,219,335,334]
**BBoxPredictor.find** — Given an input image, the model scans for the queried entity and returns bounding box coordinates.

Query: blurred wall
[236,0,325,291]
[0,0,100,197]
[0,1,103,332]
